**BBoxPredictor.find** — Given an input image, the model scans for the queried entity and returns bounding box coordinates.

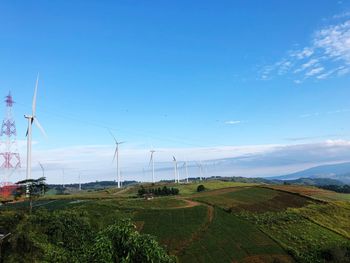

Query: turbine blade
[173,156,176,162]
[108,129,117,143]
[25,127,29,137]
[149,153,153,167]
[34,118,47,138]
[32,73,39,116]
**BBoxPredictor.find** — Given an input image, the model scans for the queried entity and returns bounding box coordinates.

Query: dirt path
[170,198,202,209]
[174,200,215,255]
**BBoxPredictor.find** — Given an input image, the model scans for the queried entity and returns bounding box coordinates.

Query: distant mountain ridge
[273,162,350,184]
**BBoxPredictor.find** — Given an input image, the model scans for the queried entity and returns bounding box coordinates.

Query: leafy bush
[90,219,175,263]
[197,185,206,192]
[2,209,175,263]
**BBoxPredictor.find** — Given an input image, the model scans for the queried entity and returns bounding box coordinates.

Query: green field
[179,208,293,263]
[134,205,209,253]
[1,181,350,262]
[240,210,350,262]
[295,201,350,239]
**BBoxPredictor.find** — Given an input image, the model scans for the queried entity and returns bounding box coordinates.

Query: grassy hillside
[179,208,293,263]
[1,180,350,262]
[192,186,313,212]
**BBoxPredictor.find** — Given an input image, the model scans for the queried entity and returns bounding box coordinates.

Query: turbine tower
[62,169,65,188]
[197,161,203,181]
[173,156,179,183]
[109,130,125,188]
[78,172,81,191]
[149,150,156,183]
[38,162,45,195]
[183,161,189,183]
[24,74,46,196]
[0,92,21,198]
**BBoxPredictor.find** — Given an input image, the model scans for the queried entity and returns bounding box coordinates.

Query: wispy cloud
[300,108,350,118]
[261,14,350,82]
[224,120,242,125]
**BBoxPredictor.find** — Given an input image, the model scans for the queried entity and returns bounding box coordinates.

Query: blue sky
[1,1,350,183]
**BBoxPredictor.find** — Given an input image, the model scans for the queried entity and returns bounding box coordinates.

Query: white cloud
[290,47,314,59]
[294,58,319,73]
[261,14,350,81]
[4,139,350,183]
[333,12,350,19]
[224,120,242,125]
[300,112,320,118]
[300,108,350,118]
[305,66,324,77]
[314,20,350,63]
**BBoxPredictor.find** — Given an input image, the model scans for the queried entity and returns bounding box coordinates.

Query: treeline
[49,180,138,190]
[138,186,179,197]
[319,184,350,193]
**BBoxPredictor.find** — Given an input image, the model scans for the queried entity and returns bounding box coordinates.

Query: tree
[4,211,175,263]
[15,177,48,213]
[90,219,175,263]
[197,185,205,192]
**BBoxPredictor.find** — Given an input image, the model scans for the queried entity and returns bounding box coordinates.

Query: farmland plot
[193,187,312,212]
[179,208,293,263]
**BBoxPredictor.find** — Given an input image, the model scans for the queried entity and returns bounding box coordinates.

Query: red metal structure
[0,92,21,198]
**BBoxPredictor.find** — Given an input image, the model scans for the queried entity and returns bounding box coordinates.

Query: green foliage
[319,184,350,193]
[197,185,205,192]
[90,219,175,263]
[239,210,350,263]
[16,177,48,198]
[2,209,175,263]
[138,185,179,197]
[320,245,350,262]
[15,177,48,213]
[296,202,350,239]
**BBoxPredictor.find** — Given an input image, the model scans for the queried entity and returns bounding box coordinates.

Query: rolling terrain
[1,180,350,262]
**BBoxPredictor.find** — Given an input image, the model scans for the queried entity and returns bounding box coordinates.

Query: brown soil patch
[241,254,294,263]
[171,199,202,209]
[231,191,312,213]
[265,185,331,201]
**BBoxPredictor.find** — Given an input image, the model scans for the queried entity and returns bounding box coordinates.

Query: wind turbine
[149,150,156,183]
[62,169,65,188]
[78,172,81,191]
[183,161,189,183]
[173,156,179,183]
[109,130,125,188]
[197,161,203,181]
[38,162,45,178]
[38,162,45,195]
[24,74,46,196]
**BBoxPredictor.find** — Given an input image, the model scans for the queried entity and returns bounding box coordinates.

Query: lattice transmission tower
[0,92,21,198]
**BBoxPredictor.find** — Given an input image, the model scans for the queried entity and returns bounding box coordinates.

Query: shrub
[3,210,175,263]
[197,185,206,192]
